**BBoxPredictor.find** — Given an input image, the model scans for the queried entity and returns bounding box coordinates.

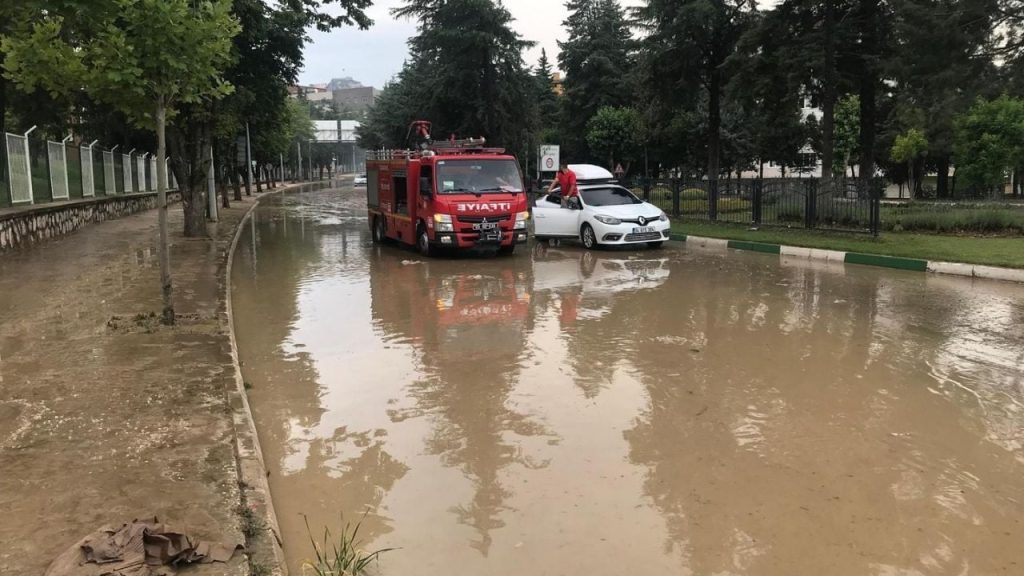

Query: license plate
[483,231,501,241]
[633,226,655,234]
[473,222,498,231]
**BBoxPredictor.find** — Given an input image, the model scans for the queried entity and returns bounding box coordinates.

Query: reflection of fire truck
[370,255,532,349]
[366,121,530,257]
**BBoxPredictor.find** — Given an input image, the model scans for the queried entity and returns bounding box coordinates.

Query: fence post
[643,178,651,201]
[752,179,763,225]
[671,179,681,217]
[709,178,719,221]
[805,179,818,229]
[870,179,881,236]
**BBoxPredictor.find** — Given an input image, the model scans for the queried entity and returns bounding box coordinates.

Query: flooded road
[231,185,1024,575]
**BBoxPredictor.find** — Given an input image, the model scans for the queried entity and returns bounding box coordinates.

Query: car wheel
[417,225,432,257]
[581,224,598,250]
[647,241,664,249]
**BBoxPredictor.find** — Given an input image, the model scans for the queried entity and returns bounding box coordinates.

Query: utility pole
[280,153,284,184]
[297,141,302,181]
[207,145,218,221]
[245,123,254,194]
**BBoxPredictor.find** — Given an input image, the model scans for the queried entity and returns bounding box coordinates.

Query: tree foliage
[585,106,642,170]
[358,0,537,159]
[558,0,635,160]
[954,96,1024,192]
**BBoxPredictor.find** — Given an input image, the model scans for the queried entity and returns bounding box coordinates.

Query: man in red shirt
[547,163,578,207]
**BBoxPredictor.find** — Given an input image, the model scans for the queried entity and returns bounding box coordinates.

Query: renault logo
[638,216,647,226]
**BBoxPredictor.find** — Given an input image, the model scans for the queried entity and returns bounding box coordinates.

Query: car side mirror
[570,197,581,210]
[420,176,432,197]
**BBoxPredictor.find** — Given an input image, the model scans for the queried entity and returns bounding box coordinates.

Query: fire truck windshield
[436,159,523,194]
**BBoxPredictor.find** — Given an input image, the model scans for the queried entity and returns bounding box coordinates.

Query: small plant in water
[302,513,395,576]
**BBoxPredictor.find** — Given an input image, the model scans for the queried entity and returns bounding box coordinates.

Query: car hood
[586,202,663,219]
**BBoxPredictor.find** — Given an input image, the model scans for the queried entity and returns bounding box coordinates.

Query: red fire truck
[366,121,530,256]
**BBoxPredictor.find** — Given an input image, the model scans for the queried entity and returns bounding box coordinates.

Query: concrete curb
[672,233,1024,283]
[224,183,311,576]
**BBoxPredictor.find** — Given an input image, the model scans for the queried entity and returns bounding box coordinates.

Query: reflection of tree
[233,191,410,569]
[371,252,550,555]
[600,256,1022,574]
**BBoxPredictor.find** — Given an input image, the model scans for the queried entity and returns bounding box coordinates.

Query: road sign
[614,163,625,176]
[539,145,560,172]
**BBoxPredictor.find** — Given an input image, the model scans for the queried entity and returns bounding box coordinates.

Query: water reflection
[369,252,551,554]
[232,186,1024,576]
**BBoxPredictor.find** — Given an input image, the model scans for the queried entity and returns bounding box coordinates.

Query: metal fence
[1,131,178,208]
[627,177,883,235]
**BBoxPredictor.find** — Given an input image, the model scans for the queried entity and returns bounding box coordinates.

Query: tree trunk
[0,67,7,142]
[858,0,878,181]
[936,156,950,198]
[708,68,722,180]
[169,125,210,238]
[243,165,252,196]
[155,100,174,325]
[908,159,915,201]
[216,142,230,209]
[230,169,242,202]
[256,163,263,193]
[182,168,209,238]
[821,0,837,182]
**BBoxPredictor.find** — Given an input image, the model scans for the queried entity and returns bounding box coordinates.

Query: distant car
[533,165,670,249]
[354,173,367,186]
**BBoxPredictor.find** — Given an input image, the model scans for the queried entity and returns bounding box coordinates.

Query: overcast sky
[297,0,647,88]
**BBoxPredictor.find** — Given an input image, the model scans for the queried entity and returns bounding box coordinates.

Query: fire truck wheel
[417,225,432,257]
[371,217,385,244]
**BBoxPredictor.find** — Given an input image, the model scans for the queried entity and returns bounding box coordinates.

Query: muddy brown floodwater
[231,185,1024,576]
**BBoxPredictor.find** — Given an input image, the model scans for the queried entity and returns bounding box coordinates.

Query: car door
[533,193,580,237]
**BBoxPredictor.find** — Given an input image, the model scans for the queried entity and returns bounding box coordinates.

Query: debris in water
[401,260,423,266]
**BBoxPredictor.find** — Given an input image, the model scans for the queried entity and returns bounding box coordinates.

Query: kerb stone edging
[672,233,1024,284]
[224,185,307,576]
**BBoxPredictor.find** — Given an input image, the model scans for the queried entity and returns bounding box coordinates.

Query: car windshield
[581,186,642,206]
[436,159,524,194]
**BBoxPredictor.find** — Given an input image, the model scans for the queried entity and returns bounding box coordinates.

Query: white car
[533,165,671,249]
[354,173,367,186]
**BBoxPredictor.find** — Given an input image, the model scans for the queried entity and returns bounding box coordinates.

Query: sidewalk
[0,192,272,574]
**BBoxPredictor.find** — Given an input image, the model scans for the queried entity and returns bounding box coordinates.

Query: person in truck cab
[547,163,578,208]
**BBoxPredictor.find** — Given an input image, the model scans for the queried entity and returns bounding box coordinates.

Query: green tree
[534,48,561,132]
[585,106,642,172]
[361,0,537,159]
[833,95,860,176]
[560,0,634,160]
[954,96,1024,195]
[730,7,809,175]
[887,0,996,197]
[3,0,239,324]
[635,0,754,180]
[890,127,928,198]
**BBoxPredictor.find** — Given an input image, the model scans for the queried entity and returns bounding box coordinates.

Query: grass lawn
[674,220,1024,269]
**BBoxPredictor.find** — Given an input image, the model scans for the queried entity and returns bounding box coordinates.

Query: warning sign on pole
[614,163,625,176]
[539,145,560,172]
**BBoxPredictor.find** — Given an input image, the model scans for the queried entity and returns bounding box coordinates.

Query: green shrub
[881,204,1024,234]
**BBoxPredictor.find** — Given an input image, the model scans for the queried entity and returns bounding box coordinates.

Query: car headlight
[659,212,668,222]
[594,214,621,225]
[434,213,454,232]
[514,211,529,229]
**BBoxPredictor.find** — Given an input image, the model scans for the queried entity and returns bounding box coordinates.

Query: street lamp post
[245,123,254,195]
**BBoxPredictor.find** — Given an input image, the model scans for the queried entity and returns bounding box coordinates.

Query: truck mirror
[420,177,432,197]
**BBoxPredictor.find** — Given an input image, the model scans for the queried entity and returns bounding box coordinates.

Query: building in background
[332,87,378,112]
